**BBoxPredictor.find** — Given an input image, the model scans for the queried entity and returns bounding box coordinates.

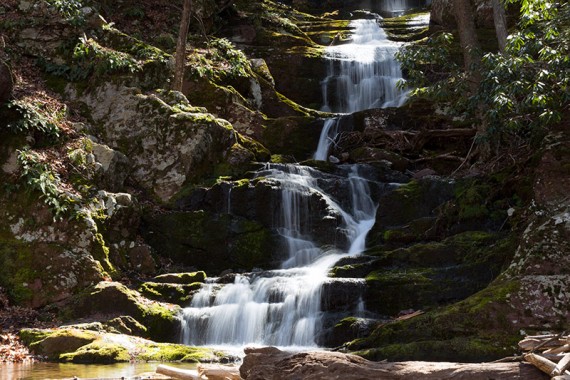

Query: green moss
[138,282,202,305]
[141,302,180,342]
[59,341,130,363]
[154,271,207,284]
[24,329,98,360]
[137,343,216,362]
[0,240,35,304]
[231,220,274,270]
[19,329,51,346]
[350,280,521,361]
[356,336,518,363]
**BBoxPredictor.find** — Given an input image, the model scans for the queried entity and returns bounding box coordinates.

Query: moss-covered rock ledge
[20,328,229,364]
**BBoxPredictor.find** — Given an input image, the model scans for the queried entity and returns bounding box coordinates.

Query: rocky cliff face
[1,0,567,368]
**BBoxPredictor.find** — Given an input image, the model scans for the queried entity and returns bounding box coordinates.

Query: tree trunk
[492,0,508,53]
[172,0,192,92]
[454,0,482,92]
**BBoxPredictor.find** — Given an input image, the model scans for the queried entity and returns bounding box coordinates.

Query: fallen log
[240,347,547,380]
[553,353,570,376]
[156,364,202,380]
[198,364,241,380]
[524,353,558,376]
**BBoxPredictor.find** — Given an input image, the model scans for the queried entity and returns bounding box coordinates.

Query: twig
[452,136,476,175]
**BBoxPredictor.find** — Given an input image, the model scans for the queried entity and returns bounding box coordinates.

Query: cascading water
[316,17,408,161]
[181,164,377,347]
[181,9,407,351]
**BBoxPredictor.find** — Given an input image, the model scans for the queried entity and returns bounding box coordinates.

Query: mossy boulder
[368,178,455,246]
[65,281,181,342]
[20,328,98,360]
[361,231,515,316]
[60,341,131,363]
[104,316,148,337]
[20,327,227,363]
[154,272,207,284]
[349,279,522,362]
[66,83,250,203]
[138,282,203,305]
[0,190,108,308]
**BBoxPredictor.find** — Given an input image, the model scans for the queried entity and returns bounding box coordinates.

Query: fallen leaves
[0,333,33,363]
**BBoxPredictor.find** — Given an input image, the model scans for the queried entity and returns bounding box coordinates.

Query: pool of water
[2,362,196,379]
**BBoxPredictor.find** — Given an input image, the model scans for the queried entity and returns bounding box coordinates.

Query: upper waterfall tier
[321,18,408,113]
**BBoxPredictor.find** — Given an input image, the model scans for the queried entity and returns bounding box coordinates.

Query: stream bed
[3,362,195,380]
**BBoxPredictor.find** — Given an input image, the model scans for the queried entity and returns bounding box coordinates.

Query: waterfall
[317,17,408,161]
[180,9,408,350]
[180,164,377,347]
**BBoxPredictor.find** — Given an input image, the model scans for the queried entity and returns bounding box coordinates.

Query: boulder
[0,191,107,308]
[66,281,181,342]
[239,347,545,380]
[20,327,227,363]
[91,142,131,192]
[66,84,243,203]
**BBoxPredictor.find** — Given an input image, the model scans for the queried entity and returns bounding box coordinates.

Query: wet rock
[321,317,379,348]
[142,211,279,274]
[350,147,410,172]
[138,282,202,305]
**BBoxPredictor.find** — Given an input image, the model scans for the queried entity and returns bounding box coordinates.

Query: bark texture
[240,347,548,380]
[454,0,482,90]
[492,0,508,53]
[173,0,193,92]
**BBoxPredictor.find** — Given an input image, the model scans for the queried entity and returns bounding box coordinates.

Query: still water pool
[2,362,196,379]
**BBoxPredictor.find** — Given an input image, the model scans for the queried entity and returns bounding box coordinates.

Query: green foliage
[6,100,61,141]
[189,38,252,81]
[45,0,86,26]
[72,36,142,78]
[477,1,569,143]
[17,149,72,220]
[397,1,569,150]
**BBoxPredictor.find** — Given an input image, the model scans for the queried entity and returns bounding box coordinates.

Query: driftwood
[157,365,202,380]
[520,333,570,378]
[198,364,241,380]
[240,347,546,380]
[156,364,241,380]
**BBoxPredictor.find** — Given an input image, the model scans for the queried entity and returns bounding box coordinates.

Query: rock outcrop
[67,84,242,203]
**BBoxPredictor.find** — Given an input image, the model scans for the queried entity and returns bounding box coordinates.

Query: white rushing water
[181,12,405,350]
[180,164,377,348]
[315,17,408,161]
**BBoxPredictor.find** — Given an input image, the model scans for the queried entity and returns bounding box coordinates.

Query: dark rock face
[0,61,13,104]
[141,211,280,274]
